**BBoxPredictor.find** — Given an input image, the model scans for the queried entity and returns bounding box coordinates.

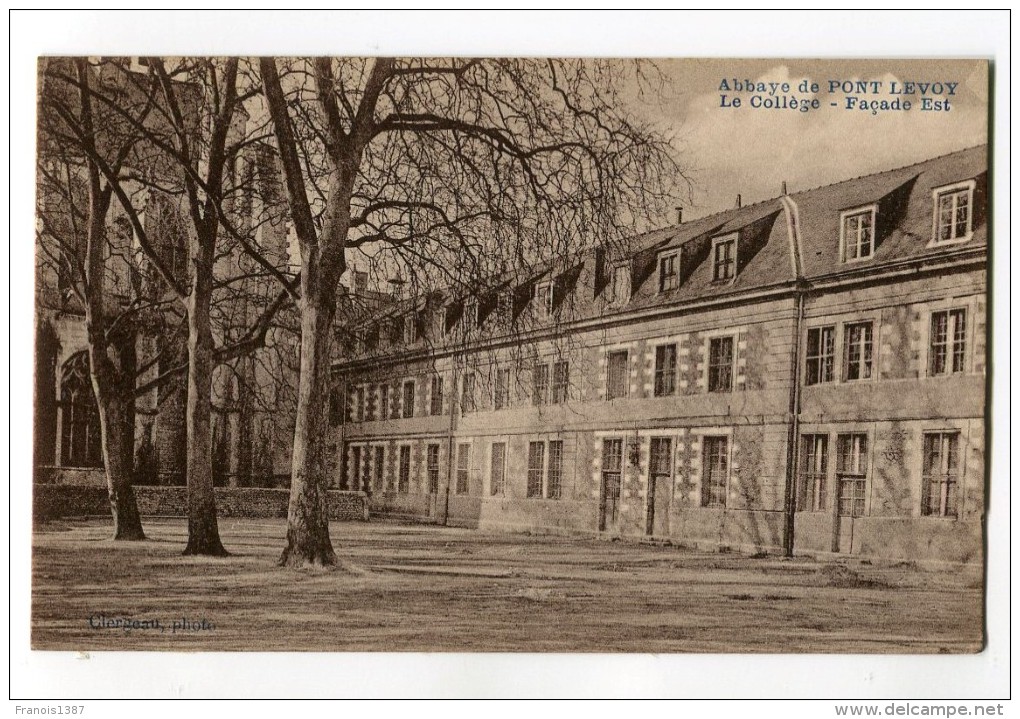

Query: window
[922,432,960,518]
[429,375,444,416]
[456,443,471,494]
[798,435,828,512]
[930,309,967,376]
[708,336,734,392]
[389,383,401,420]
[658,251,678,293]
[426,444,441,494]
[606,350,629,400]
[610,264,630,304]
[527,441,546,498]
[350,446,362,493]
[461,373,476,414]
[59,352,102,467]
[654,344,677,397]
[398,445,411,494]
[701,436,729,507]
[601,439,623,527]
[552,361,569,404]
[403,315,418,344]
[373,446,385,492]
[494,367,511,410]
[490,442,506,496]
[933,183,974,243]
[547,440,563,499]
[843,322,874,381]
[534,281,553,318]
[841,207,875,261]
[805,326,836,386]
[466,298,480,329]
[532,364,549,406]
[649,436,673,486]
[836,434,868,517]
[379,384,389,420]
[712,236,736,282]
[401,380,415,419]
[329,385,344,426]
[364,385,376,422]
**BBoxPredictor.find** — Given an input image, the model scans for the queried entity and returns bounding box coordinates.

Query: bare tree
[39,57,294,553]
[36,58,161,539]
[260,57,685,567]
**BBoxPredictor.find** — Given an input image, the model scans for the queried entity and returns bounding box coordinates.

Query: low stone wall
[34,485,369,522]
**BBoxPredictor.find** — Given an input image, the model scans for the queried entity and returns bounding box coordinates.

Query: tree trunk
[280,280,338,568]
[182,272,228,557]
[88,349,145,541]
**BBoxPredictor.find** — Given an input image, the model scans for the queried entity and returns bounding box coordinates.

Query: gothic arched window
[146,192,189,286]
[60,352,102,467]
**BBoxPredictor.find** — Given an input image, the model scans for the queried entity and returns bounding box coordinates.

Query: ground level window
[836,433,868,517]
[649,437,672,482]
[600,439,623,530]
[350,446,362,492]
[456,443,470,494]
[798,434,828,511]
[547,440,563,499]
[398,446,411,493]
[922,432,960,517]
[527,441,545,498]
[701,436,729,507]
[373,446,385,492]
[490,442,506,496]
[426,444,441,494]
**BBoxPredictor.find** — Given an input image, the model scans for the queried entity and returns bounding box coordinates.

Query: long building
[331,145,987,563]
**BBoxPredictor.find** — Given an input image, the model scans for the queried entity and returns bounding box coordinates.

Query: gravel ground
[31,517,984,653]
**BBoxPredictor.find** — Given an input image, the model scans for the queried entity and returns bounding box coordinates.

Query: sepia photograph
[10,9,1009,706]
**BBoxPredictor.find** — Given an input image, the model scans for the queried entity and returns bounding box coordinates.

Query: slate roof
[337,144,988,362]
[790,144,988,279]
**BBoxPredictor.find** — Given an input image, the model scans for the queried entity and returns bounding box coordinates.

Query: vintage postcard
[15,10,1005,700]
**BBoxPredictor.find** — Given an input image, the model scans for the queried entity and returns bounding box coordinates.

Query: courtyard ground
[31,517,983,653]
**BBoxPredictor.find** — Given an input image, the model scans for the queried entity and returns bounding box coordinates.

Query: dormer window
[658,251,679,293]
[932,180,975,245]
[712,234,737,282]
[534,281,553,318]
[609,264,630,305]
[466,297,481,328]
[402,315,417,344]
[840,206,876,262]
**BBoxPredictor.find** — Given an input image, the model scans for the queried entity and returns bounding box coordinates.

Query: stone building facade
[331,145,988,563]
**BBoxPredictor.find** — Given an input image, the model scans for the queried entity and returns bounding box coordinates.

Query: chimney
[781,180,788,195]
[675,206,684,224]
[354,270,368,295]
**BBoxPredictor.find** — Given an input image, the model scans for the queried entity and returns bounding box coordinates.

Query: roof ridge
[787,143,987,198]
[668,144,988,231]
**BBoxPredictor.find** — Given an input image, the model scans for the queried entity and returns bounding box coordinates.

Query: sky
[644,59,988,220]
